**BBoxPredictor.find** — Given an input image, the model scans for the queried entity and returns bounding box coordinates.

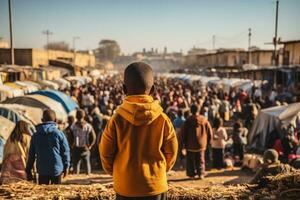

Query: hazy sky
[0,0,299,54]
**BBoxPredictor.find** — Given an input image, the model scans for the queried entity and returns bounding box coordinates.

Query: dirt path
[62,168,254,188]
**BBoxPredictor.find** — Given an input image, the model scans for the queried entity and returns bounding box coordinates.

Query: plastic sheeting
[0,104,43,125]
[65,76,92,86]
[248,102,300,151]
[28,95,68,122]
[52,78,71,90]
[0,106,35,134]
[3,95,68,123]
[15,81,39,93]
[0,116,15,141]
[0,85,24,102]
[38,80,59,90]
[30,90,78,114]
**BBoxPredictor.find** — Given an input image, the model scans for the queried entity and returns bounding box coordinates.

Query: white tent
[248,102,300,151]
[38,80,59,90]
[0,85,24,101]
[52,78,71,90]
[15,81,39,93]
[0,116,15,140]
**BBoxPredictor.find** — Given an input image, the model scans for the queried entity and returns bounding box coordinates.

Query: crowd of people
[0,61,299,199]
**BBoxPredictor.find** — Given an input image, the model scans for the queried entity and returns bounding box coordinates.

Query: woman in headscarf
[0,121,31,183]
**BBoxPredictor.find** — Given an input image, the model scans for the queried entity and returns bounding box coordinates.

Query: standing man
[71,109,96,175]
[26,110,70,184]
[181,104,213,179]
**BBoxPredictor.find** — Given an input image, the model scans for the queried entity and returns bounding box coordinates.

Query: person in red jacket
[181,104,213,179]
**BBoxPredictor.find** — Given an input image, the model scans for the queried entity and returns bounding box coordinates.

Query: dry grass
[0,171,299,200]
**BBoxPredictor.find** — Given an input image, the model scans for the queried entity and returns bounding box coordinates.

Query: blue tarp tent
[0,107,20,123]
[30,90,78,114]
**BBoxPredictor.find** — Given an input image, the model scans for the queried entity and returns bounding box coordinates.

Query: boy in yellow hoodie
[100,62,178,199]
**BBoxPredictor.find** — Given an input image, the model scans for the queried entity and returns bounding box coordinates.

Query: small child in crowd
[251,149,296,187]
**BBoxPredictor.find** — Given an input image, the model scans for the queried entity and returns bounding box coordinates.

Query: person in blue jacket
[26,109,70,184]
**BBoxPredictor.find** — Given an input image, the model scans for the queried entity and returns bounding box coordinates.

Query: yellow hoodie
[100,95,178,197]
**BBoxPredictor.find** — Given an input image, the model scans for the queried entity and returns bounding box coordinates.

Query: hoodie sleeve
[100,117,117,175]
[59,131,71,170]
[162,115,178,172]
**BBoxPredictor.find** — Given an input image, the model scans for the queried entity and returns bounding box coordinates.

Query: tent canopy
[0,116,15,140]
[248,102,300,151]
[30,90,78,114]
[0,85,24,101]
[0,104,43,125]
[0,106,35,133]
[38,80,59,90]
[52,78,71,90]
[3,95,68,122]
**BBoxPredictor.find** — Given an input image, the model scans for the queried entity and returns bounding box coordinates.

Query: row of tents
[158,73,260,94]
[0,76,93,102]
[160,73,300,152]
[0,90,79,142]
[0,67,120,163]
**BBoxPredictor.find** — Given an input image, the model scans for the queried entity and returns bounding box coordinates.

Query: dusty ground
[63,168,254,188]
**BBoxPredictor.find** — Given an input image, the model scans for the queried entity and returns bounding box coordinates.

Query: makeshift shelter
[0,85,24,102]
[52,78,71,90]
[30,90,78,114]
[0,106,35,133]
[0,104,43,125]
[15,81,39,93]
[3,95,68,122]
[22,81,42,90]
[65,76,92,86]
[38,80,59,90]
[0,116,15,140]
[248,102,300,151]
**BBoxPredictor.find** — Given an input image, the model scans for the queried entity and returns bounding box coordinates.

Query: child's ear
[149,85,155,95]
[123,84,127,94]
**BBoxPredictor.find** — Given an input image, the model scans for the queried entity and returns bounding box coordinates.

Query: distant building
[0,48,95,68]
[185,48,278,68]
[216,48,247,66]
[281,40,300,65]
[250,49,273,66]
[187,47,207,55]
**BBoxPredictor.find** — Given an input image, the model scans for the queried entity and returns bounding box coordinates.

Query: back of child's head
[177,109,183,117]
[214,117,223,129]
[42,109,56,122]
[190,104,199,115]
[124,62,154,95]
[263,149,279,164]
[233,120,243,130]
[76,109,86,121]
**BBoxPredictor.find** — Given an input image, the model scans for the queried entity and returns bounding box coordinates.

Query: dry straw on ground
[0,171,299,200]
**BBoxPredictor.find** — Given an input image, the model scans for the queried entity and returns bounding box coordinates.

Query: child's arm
[99,118,117,175]
[162,116,178,171]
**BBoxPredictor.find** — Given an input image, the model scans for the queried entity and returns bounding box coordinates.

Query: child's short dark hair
[76,109,86,121]
[190,104,199,115]
[43,109,56,122]
[214,117,223,129]
[124,62,153,95]
[233,121,243,130]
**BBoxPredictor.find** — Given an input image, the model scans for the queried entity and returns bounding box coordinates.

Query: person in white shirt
[71,110,96,175]
[211,117,228,169]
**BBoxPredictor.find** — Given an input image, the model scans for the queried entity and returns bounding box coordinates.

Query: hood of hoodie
[190,115,207,127]
[116,95,163,126]
[36,121,58,134]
